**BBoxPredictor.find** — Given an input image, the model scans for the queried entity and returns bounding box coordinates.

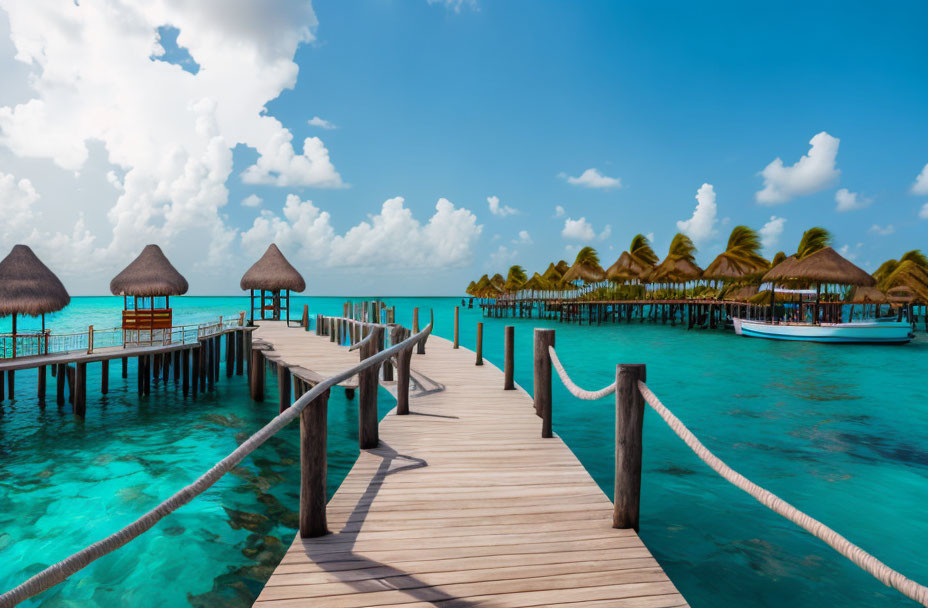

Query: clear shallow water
[1,296,927,607]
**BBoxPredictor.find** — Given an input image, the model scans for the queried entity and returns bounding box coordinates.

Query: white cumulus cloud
[869,224,894,236]
[562,217,595,241]
[513,230,532,245]
[676,183,718,245]
[241,195,482,269]
[599,224,612,240]
[834,188,871,212]
[488,245,517,268]
[912,163,928,195]
[487,195,517,217]
[759,215,786,251]
[919,203,928,220]
[307,116,336,130]
[563,168,622,190]
[554,205,565,217]
[241,194,263,208]
[755,132,840,204]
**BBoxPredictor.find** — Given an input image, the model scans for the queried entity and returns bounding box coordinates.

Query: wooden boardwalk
[252,324,687,607]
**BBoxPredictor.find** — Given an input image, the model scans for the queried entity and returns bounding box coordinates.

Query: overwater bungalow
[241,244,305,325]
[0,244,70,359]
[110,244,189,342]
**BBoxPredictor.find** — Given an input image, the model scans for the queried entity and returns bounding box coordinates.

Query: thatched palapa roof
[647,257,703,283]
[605,252,650,282]
[703,254,766,281]
[0,245,71,317]
[110,244,189,297]
[562,263,606,284]
[849,286,887,304]
[762,247,875,287]
[240,244,306,292]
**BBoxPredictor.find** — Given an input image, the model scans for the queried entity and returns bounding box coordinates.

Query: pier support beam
[614,363,646,532]
[278,365,292,414]
[300,387,330,538]
[453,306,460,349]
[37,366,46,403]
[56,364,66,406]
[226,333,234,377]
[396,338,412,416]
[101,360,109,395]
[235,330,244,376]
[191,348,199,399]
[358,326,383,449]
[504,325,515,390]
[533,329,554,438]
[249,349,264,402]
[74,362,86,417]
[6,370,13,400]
[182,349,190,396]
[122,357,128,379]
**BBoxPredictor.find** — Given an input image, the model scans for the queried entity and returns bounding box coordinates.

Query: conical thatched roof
[0,245,71,317]
[522,273,549,291]
[703,254,767,281]
[562,262,606,284]
[887,286,917,303]
[723,285,758,302]
[605,252,650,282]
[647,256,703,283]
[762,247,875,287]
[110,244,189,297]
[240,244,306,292]
[849,286,887,303]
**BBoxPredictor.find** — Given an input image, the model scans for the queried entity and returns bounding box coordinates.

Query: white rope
[637,380,928,607]
[0,322,432,608]
[548,346,616,400]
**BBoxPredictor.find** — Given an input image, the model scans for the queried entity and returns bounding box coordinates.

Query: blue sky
[0,1,926,294]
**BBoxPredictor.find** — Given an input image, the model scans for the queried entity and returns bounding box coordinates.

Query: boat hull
[733,319,914,344]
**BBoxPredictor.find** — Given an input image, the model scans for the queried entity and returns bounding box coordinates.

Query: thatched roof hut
[240,244,306,293]
[110,244,189,297]
[762,247,875,287]
[562,263,606,284]
[605,252,651,282]
[723,285,758,302]
[849,286,887,304]
[703,254,766,282]
[887,285,917,304]
[0,245,71,317]
[647,256,703,283]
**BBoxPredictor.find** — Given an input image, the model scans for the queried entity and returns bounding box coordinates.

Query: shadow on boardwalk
[293,441,480,607]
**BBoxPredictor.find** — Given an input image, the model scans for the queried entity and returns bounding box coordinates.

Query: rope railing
[0,321,432,608]
[541,339,928,608]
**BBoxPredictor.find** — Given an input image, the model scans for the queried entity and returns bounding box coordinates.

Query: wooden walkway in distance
[252,325,688,608]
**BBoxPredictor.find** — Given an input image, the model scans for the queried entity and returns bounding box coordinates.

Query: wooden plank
[252,324,686,607]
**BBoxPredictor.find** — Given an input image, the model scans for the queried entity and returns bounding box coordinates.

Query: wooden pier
[252,323,687,607]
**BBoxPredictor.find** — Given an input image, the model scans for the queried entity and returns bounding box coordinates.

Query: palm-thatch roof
[887,286,917,304]
[605,252,651,282]
[723,285,758,302]
[647,256,703,283]
[849,286,887,304]
[522,273,549,291]
[240,244,306,293]
[0,245,71,317]
[703,254,766,281]
[562,263,605,284]
[110,244,189,297]
[762,247,875,287]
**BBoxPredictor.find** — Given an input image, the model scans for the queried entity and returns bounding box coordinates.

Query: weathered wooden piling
[250,348,264,402]
[121,357,128,379]
[278,364,291,414]
[6,370,13,400]
[226,333,234,377]
[74,362,87,417]
[56,363,66,406]
[37,366,46,403]
[533,329,554,437]
[300,387,330,538]
[182,349,190,396]
[381,328,393,382]
[504,325,515,390]
[475,322,484,366]
[101,360,109,394]
[614,363,646,531]
[396,333,412,416]
[358,326,383,449]
[191,349,199,399]
[453,305,460,349]
[235,330,244,375]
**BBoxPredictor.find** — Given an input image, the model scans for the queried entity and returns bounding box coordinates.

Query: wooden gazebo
[0,245,71,358]
[110,244,188,331]
[240,244,305,325]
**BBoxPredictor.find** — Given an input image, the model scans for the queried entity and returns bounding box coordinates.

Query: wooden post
[475,322,484,366]
[225,333,233,377]
[207,339,215,391]
[143,356,150,395]
[413,307,419,334]
[417,310,431,355]
[182,348,190,396]
[533,328,554,438]
[381,328,393,381]
[235,330,244,375]
[614,363,646,531]
[37,366,46,403]
[162,350,170,383]
[504,325,515,390]
[358,326,383,449]
[101,360,109,394]
[453,305,460,349]
[74,362,87,417]
[121,356,128,378]
[300,387,330,538]
[56,364,66,406]
[191,349,199,398]
[396,340,412,415]
[278,364,292,414]
[329,318,336,342]
[174,349,181,383]
[6,370,12,400]
[199,342,207,392]
[250,349,264,402]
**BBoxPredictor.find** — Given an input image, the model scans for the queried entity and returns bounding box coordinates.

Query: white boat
[732,318,914,344]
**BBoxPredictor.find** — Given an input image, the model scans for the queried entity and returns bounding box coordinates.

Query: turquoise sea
[1,296,926,607]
